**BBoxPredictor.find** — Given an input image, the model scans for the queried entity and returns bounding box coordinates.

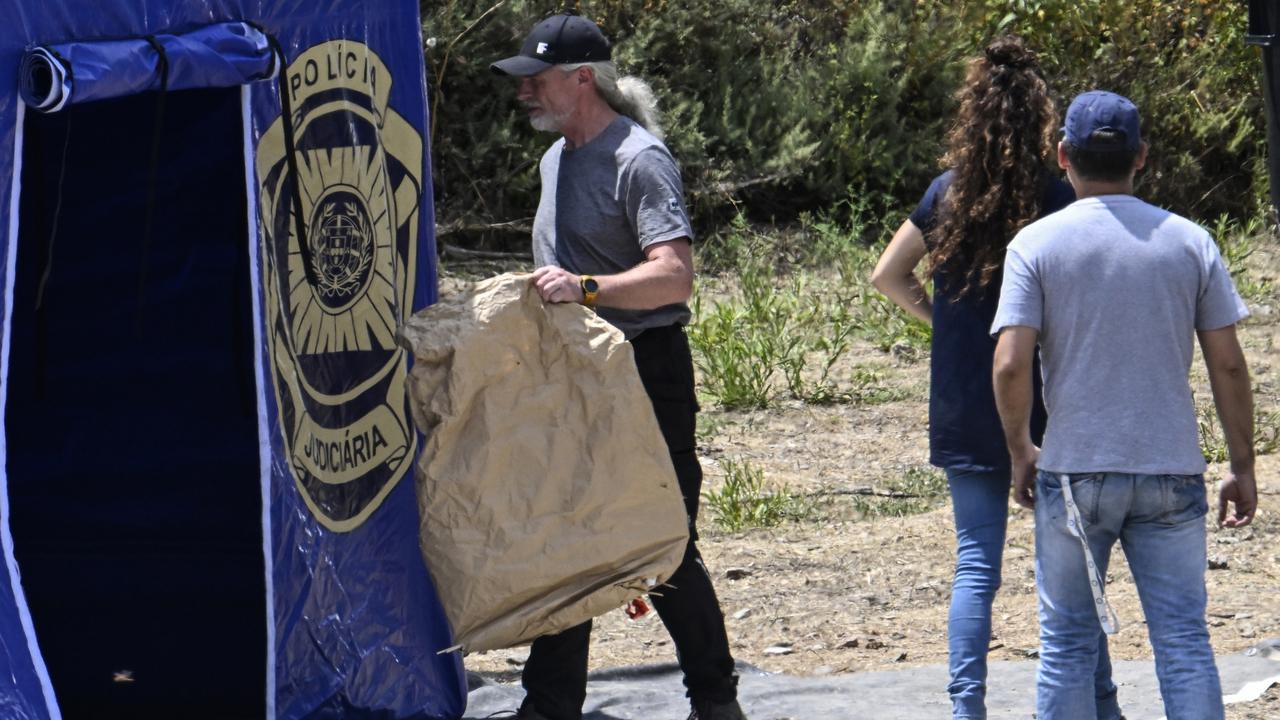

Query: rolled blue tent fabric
[20,21,276,112]
[18,48,69,112]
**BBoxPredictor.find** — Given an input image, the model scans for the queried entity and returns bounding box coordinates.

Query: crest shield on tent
[257,40,423,533]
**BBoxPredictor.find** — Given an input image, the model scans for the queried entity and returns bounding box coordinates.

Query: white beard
[527,105,569,133]
[530,114,560,132]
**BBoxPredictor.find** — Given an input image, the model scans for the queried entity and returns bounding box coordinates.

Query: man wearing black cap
[991,90,1257,720]
[490,12,746,720]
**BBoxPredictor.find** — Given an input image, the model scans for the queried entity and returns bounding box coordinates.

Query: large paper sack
[400,273,690,653]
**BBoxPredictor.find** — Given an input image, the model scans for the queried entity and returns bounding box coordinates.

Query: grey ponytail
[562,61,664,140]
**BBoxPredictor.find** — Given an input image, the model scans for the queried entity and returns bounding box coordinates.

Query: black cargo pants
[520,324,738,719]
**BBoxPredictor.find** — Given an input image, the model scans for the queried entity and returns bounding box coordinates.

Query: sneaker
[687,698,748,720]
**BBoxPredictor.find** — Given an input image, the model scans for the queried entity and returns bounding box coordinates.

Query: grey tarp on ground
[464,640,1280,719]
[399,273,689,654]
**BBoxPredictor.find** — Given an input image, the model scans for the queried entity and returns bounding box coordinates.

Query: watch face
[583,278,600,293]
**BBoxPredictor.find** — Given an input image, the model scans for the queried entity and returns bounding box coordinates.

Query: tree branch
[439,243,532,262]
[807,487,930,499]
[436,219,533,238]
[430,0,509,143]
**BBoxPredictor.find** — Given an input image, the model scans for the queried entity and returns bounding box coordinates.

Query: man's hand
[531,266,585,304]
[1011,445,1040,509]
[993,325,1040,510]
[1199,325,1256,529]
[1218,470,1258,528]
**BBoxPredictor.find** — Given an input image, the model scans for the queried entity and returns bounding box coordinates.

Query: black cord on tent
[260,31,318,289]
[33,116,71,312]
[32,108,74,400]
[134,35,169,335]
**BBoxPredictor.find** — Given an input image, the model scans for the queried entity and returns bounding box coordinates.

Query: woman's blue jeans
[945,467,1119,719]
[945,467,1011,719]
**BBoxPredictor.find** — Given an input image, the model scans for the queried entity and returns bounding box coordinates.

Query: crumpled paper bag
[398,272,689,653]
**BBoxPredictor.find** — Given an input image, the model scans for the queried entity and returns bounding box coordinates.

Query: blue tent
[0,1,464,717]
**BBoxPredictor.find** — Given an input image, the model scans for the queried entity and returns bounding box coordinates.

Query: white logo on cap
[536,42,549,55]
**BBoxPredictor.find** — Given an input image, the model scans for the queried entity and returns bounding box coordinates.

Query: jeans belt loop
[1057,472,1121,635]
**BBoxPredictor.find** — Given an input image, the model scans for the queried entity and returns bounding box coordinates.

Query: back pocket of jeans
[1159,474,1208,525]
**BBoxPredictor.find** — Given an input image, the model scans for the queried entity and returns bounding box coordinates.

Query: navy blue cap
[1063,90,1142,152]
[490,11,612,77]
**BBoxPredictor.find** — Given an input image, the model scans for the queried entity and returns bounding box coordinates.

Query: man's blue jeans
[946,467,1116,719]
[1034,471,1223,720]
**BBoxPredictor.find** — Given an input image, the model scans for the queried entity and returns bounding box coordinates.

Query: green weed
[848,368,911,405]
[1198,401,1230,465]
[1198,400,1280,463]
[688,260,789,410]
[1210,214,1274,306]
[690,213,930,410]
[852,286,932,357]
[695,412,728,445]
[1255,410,1280,457]
[703,458,810,532]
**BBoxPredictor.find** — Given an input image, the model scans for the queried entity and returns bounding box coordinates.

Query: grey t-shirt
[991,195,1248,474]
[532,116,694,338]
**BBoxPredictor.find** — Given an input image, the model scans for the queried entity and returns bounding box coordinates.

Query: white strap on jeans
[1057,473,1121,635]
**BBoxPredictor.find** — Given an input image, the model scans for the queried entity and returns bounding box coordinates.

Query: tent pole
[1248,0,1280,218]
[242,84,277,720]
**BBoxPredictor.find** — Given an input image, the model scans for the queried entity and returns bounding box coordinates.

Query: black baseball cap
[490,11,612,77]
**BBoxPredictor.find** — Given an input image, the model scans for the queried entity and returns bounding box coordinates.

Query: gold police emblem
[256,40,423,532]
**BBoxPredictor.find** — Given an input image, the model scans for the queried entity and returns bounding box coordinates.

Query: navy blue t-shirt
[908,170,1074,470]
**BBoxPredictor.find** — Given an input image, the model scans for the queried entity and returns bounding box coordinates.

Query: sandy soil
[457,246,1280,718]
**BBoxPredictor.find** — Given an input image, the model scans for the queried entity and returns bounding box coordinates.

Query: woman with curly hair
[871,37,1104,719]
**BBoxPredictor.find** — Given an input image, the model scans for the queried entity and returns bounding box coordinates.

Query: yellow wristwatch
[580,275,599,307]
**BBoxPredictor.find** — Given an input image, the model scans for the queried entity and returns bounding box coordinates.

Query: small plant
[853,285,932,357]
[689,244,796,410]
[1197,400,1230,465]
[692,213,932,410]
[1255,410,1280,457]
[689,293,783,410]
[848,367,911,405]
[781,298,857,404]
[703,458,808,532]
[1210,214,1274,306]
[697,215,756,274]
[1198,402,1280,463]
[695,411,727,445]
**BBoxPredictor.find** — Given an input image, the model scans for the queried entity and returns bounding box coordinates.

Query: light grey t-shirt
[991,195,1248,474]
[532,116,694,338]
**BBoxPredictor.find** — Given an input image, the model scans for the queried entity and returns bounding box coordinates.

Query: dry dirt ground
[458,246,1280,718]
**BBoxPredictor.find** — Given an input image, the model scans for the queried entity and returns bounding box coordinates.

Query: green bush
[951,0,1266,222]
[423,0,1269,242]
[422,0,548,246]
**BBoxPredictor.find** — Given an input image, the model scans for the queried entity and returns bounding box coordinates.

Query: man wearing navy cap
[991,90,1257,719]
[491,12,746,720]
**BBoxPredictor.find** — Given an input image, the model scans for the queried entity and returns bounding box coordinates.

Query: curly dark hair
[926,35,1059,299]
